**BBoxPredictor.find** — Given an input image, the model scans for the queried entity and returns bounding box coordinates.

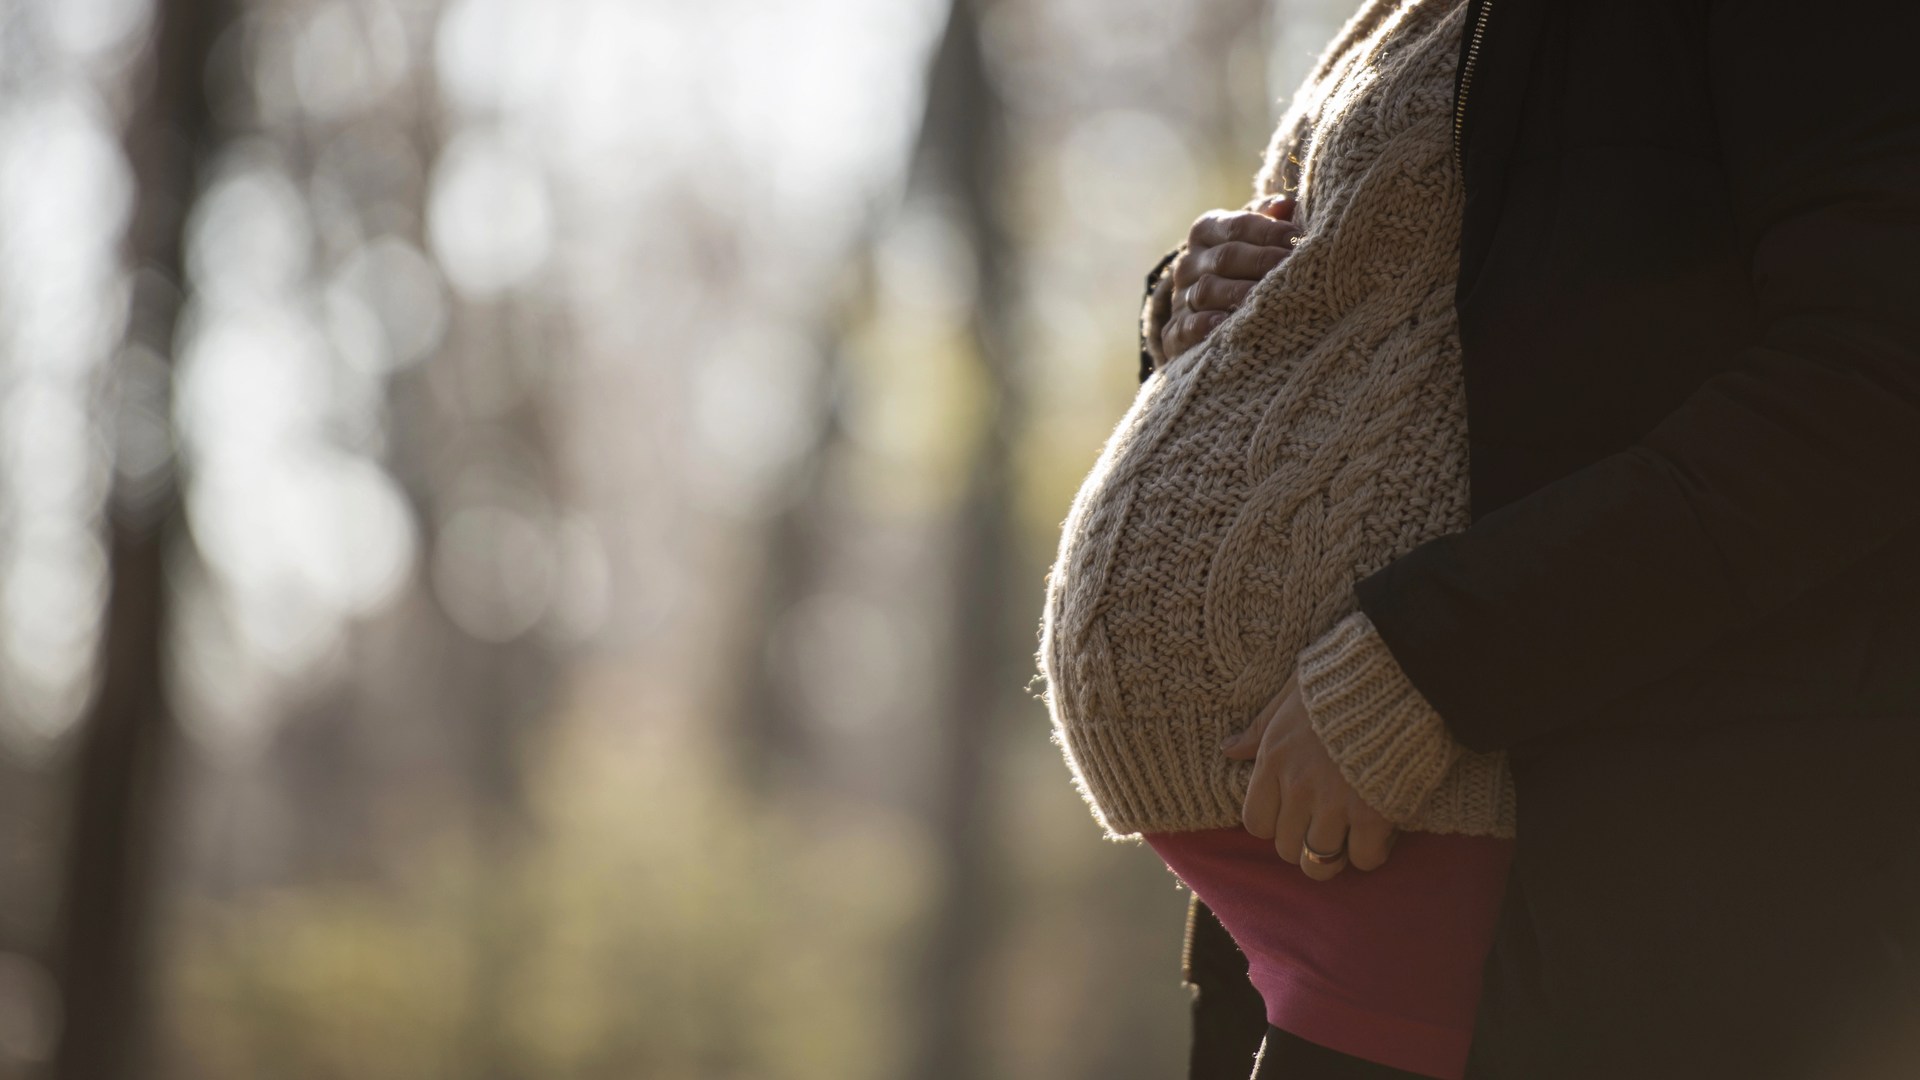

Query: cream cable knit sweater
[1037,0,1515,841]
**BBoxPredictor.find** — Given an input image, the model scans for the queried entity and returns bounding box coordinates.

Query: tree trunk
[51,1,231,1076]
[905,1,1023,1077]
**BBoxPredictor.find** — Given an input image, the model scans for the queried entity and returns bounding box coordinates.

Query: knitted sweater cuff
[1295,608,1515,838]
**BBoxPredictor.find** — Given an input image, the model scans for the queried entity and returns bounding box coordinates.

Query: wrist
[1294,608,1458,824]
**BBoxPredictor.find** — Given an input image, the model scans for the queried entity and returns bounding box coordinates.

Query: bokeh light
[0,0,1374,1076]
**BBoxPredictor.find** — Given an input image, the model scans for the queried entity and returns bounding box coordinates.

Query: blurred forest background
[0,0,1359,1076]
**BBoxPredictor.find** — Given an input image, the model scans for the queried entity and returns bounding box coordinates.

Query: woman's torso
[1038,0,1479,839]
[1136,6,1514,1078]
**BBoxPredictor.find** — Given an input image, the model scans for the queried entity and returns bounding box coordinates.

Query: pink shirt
[1142,826,1513,1079]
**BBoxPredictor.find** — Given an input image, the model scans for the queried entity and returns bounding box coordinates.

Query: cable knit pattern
[1036,0,1514,840]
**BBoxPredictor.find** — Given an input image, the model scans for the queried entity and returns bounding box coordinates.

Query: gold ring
[1301,839,1347,866]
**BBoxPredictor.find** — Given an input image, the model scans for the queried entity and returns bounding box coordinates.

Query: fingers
[1174,240,1295,288]
[1305,822,1351,876]
[1254,194,1297,220]
[1220,693,1276,761]
[1181,275,1256,314]
[1290,799,1351,876]
[1271,795,1352,881]
[1160,311,1227,366]
[1346,814,1397,872]
[1237,686,1285,837]
[1241,765,1281,840]
[1270,788,1313,865]
[1221,666,1387,883]
[1220,715,1263,761]
[1244,676,1290,837]
[1160,260,1270,358]
[1186,207,1301,252]
[1160,209,1304,367]
[1225,672,1294,759]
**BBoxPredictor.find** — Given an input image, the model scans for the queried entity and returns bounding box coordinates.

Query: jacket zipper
[1452,0,1493,172]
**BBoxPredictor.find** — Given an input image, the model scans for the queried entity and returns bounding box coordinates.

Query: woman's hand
[1220,666,1399,881]
[1159,195,1301,366]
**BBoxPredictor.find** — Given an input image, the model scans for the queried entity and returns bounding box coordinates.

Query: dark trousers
[1182,894,1430,1080]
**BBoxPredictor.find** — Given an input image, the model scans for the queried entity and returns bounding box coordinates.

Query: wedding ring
[1301,839,1348,866]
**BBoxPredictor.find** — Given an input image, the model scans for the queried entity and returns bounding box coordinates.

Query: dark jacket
[1153,2,1920,1075]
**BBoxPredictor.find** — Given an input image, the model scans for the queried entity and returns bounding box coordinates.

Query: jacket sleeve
[1353,2,1920,753]
[1139,244,1185,384]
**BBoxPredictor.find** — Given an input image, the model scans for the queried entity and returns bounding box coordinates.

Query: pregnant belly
[1035,287,1469,836]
